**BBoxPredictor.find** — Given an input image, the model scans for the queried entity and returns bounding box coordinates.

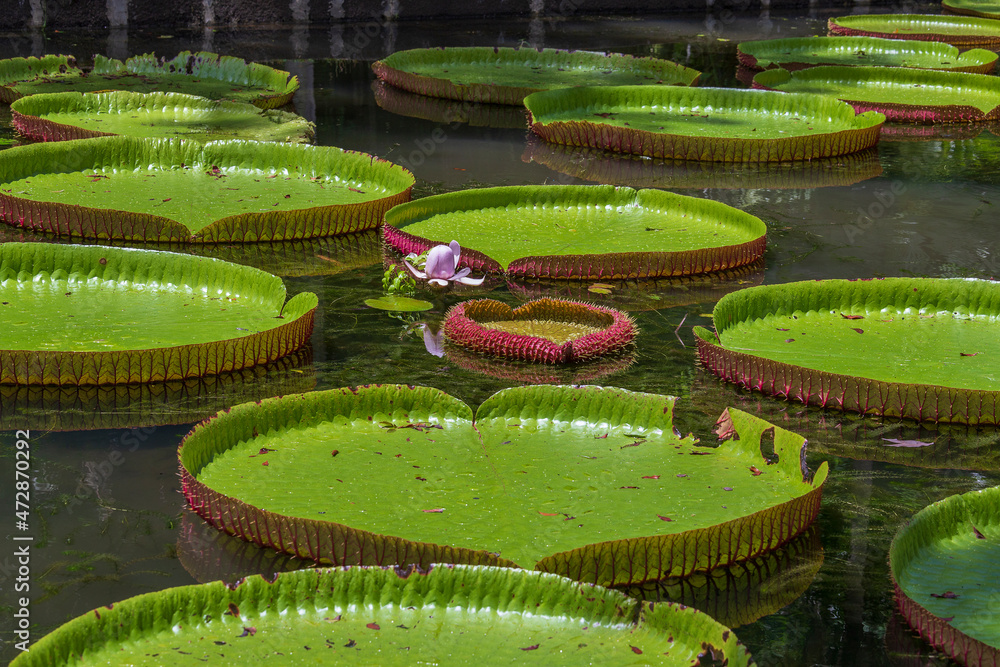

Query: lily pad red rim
[0,243,317,386]
[827,14,1000,48]
[524,85,885,163]
[694,277,1000,425]
[442,297,637,364]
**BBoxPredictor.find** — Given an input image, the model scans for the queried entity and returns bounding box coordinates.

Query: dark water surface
[2,5,999,665]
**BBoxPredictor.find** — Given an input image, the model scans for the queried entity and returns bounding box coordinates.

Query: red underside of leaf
[384,224,766,279]
[696,335,1000,425]
[372,61,538,105]
[537,484,824,586]
[528,117,882,163]
[180,466,518,570]
[827,21,1000,48]
[893,581,1000,667]
[442,298,637,364]
[11,110,114,142]
[0,308,315,386]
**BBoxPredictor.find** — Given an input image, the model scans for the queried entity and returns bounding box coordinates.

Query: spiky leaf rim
[0,136,413,243]
[372,46,701,105]
[827,14,1000,47]
[524,85,884,163]
[695,277,1000,425]
[736,36,998,73]
[179,384,826,586]
[9,565,754,667]
[383,184,767,279]
[9,91,315,144]
[944,0,1000,20]
[442,297,636,364]
[0,55,79,104]
[0,243,317,385]
[523,137,883,190]
[889,485,1000,666]
[753,66,1000,124]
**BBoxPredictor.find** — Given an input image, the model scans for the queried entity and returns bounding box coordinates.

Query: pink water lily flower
[403,240,484,287]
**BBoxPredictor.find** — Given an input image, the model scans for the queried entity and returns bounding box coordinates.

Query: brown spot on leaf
[238,626,256,637]
[366,623,380,630]
[226,603,240,618]
[852,328,864,334]
[521,645,540,651]
[930,591,959,599]
[840,313,864,320]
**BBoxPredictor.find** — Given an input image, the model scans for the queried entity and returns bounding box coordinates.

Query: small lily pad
[891,485,1000,664]
[180,384,827,586]
[11,91,314,143]
[525,84,884,162]
[10,565,754,667]
[373,46,700,105]
[364,295,434,311]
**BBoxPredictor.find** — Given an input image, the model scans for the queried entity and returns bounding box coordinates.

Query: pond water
[2,4,1000,665]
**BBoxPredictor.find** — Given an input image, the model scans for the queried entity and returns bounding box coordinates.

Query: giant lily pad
[890,485,1000,665]
[737,36,997,73]
[944,0,1000,20]
[753,66,1000,123]
[0,52,298,107]
[524,85,885,162]
[383,185,767,279]
[10,565,754,667]
[523,137,883,189]
[180,383,827,586]
[695,277,1000,425]
[0,243,317,385]
[827,14,1000,48]
[0,135,413,242]
[372,46,701,106]
[10,91,314,143]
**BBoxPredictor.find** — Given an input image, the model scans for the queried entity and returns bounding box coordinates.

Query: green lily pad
[0,349,315,432]
[890,485,1000,665]
[737,36,998,73]
[524,85,885,162]
[0,243,317,385]
[372,46,701,106]
[827,14,1000,47]
[944,0,1000,20]
[695,277,1000,425]
[0,135,413,242]
[753,66,1000,123]
[10,91,314,143]
[364,295,434,311]
[10,565,754,667]
[523,137,884,190]
[180,384,827,586]
[0,52,298,107]
[383,185,767,279]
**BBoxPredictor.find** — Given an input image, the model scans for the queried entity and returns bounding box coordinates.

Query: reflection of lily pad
[944,0,1000,20]
[11,91,314,143]
[0,349,315,432]
[828,14,1000,48]
[0,52,298,107]
[372,81,528,128]
[754,66,1000,123]
[624,526,823,629]
[0,136,413,242]
[373,47,700,105]
[523,137,883,189]
[695,278,1000,424]
[525,85,884,162]
[364,295,434,311]
[445,345,636,385]
[0,243,317,385]
[890,485,1000,665]
[738,36,997,73]
[11,565,754,667]
[443,298,636,364]
[180,384,827,586]
[383,185,767,279]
